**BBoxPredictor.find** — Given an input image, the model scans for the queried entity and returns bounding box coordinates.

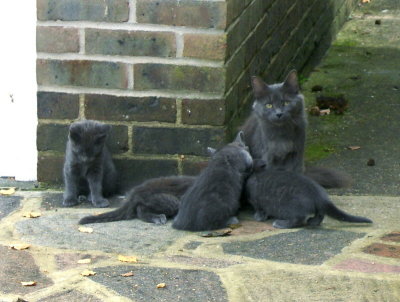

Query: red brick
[381,232,400,243]
[363,243,400,259]
[334,259,400,273]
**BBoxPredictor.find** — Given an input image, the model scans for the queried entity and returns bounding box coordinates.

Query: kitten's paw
[227,216,239,225]
[152,214,167,225]
[78,195,88,203]
[254,211,267,221]
[63,197,79,207]
[92,198,110,208]
[272,220,288,229]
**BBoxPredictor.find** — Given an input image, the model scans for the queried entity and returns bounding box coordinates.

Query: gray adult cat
[63,120,118,208]
[246,160,372,228]
[173,131,253,231]
[79,175,195,225]
[241,70,349,188]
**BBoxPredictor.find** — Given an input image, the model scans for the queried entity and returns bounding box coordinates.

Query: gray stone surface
[0,196,22,220]
[0,245,53,295]
[89,265,228,302]
[15,213,186,254]
[223,229,366,265]
[37,290,102,302]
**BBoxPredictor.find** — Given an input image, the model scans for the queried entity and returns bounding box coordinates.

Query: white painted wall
[0,2,37,180]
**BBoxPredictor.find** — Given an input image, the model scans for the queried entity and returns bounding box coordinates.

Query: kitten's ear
[283,70,299,94]
[95,124,111,144]
[251,76,268,98]
[207,147,217,156]
[234,131,245,145]
[69,124,81,142]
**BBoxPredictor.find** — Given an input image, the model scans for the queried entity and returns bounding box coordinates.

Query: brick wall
[36,0,357,189]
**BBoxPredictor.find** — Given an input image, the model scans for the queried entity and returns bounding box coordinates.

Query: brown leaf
[77,258,92,264]
[361,0,370,3]
[319,108,331,116]
[21,281,36,286]
[9,244,31,250]
[22,212,41,218]
[78,226,94,233]
[0,187,16,195]
[118,255,138,263]
[121,271,134,277]
[156,283,166,288]
[80,270,96,276]
[347,146,361,151]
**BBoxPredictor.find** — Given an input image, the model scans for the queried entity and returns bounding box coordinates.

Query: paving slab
[0,196,22,220]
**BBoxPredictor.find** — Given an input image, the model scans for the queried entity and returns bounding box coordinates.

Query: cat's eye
[265,104,273,109]
[283,101,290,106]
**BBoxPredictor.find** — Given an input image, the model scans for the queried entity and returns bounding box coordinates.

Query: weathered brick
[85,94,176,123]
[85,29,176,57]
[37,154,64,185]
[181,158,208,176]
[181,99,225,126]
[37,123,69,152]
[36,26,79,53]
[363,243,400,259]
[134,64,225,94]
[183,34,226,61]
[136,0,227,29]
[37,0,129,22]
[37,92,79,119]
[107,125,129,154]
[37,59,128,89]
[114,158,179,190]
[133,126,225,156]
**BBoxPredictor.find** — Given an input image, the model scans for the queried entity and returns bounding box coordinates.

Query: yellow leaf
[118,255,138,263]
[9,244,31,250]
[80,270,96,276]
[77,258,92,264]
[78,226,93,233]
[361,0,370,3]
[156,283,166,288]
[21,281,36,286]
[0,187,16,195]
[121,271,134,277]
[22,212,41,218]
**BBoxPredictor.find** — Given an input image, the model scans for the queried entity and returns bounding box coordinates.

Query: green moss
[305,143,336,163]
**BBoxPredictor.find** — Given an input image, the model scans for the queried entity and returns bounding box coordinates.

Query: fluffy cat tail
[78,198,136,225]
[324,201,372,224]
[304,166,351,189]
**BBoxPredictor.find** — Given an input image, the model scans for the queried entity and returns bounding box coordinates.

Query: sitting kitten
[63,120,117,208]
[79,175,196,225]
[241,70,350,188]
[172,131,253,231]
[245,160,372,228]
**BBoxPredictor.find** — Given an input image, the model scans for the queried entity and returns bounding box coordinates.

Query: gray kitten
[246,160,372,228]
[79,175,196,225]
[241,70,349,188]
[63,120,117,208]
[173,132,253,231]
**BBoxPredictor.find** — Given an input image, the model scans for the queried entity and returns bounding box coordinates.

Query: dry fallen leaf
[78,226,94,233]
[80,270,96,276]
[0,187,16,195]
[361,0,370,3]
[319,108,331,116]
[118,255,138,263]
[22,212,41,218]
[21,281,36,286]
[9,244,31,250]
[347,146,361,151]
[156,283,166,288]
[121,271,134,277]
[77,258,92,264]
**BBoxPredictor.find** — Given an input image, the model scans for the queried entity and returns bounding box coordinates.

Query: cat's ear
[251,76,268,98]
[283,70,299,94]
[207,147,217,156]
[95,124,111,144]
[69,124,81,143]
[234,131,245,145]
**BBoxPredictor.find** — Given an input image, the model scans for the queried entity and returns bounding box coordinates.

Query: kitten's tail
[324,200,372,224]
[305,166,351,189]
[78,196,137,225]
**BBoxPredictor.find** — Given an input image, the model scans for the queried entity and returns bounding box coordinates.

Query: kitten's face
[251,71,304,126]
[69,121,110,163]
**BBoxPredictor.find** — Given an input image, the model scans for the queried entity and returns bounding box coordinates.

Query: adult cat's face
[69,120,110,163]
[251,70,304,126]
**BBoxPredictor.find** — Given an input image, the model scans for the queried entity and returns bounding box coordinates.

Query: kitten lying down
[79,176,195,225]
[246,160,372,229]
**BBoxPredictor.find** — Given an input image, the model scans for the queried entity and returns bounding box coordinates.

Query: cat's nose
[276,113,283,118]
